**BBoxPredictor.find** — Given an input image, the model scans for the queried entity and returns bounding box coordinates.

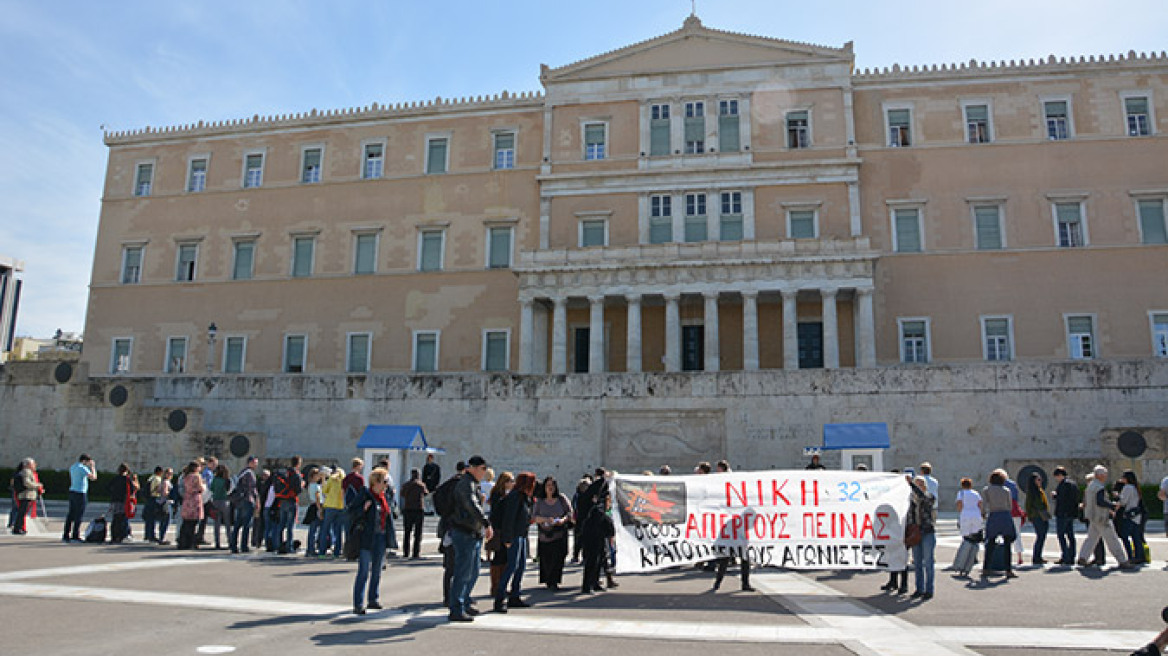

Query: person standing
[210,463,232,550]
[1076,465,1135,569]
[486,472,515,597]
[178,462,205,550]
[909,476,937,599]
[399,469,428,559]
[349,468,392,615]
[144,467,164,543]
[156,468,174,544]
[1024,472,1052,565]
[1159,473,1168,538]
[304,467,325,557]
[63,454,96,542]
[919,463,939,499]
[1004,475,1025,566]
[982,469,1018,579]
[107,463,139,543]
[804,455,826,470]
[274,456,304,554]
[534,476,573,592]
[1117,470,1146,565]
[12,458,43,535]
[195,456,217,546]
[229,456,258,554]
[422,454,441,513]
[447,455,493,622]
[1051,466,1080,565]
[494,471,536,613]
[320,465,346,558]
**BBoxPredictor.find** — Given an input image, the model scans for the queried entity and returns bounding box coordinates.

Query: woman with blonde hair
[349,467,392,615]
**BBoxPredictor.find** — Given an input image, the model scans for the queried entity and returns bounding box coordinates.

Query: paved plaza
[1,507,1164,655]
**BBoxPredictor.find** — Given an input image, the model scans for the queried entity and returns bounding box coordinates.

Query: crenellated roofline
[854,49,1168,84]
[103,90,544,146]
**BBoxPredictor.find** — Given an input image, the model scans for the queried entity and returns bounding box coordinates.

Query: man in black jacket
[446,455,493,622]
[422,455,441,497]
[1051,466,1080,565]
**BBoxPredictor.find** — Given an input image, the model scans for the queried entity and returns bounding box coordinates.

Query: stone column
[626,294,642,373]
[519,297,535,374]
[704,291,720,372]
[822,288,839,369]
[664,293,681,372]
[588,295,605,373]
[857,287,876,368]
[551,297,568,374]
[782,289,799,370]
[742,291,759,371]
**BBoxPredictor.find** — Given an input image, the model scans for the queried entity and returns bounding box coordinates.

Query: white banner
[611,470,912,573]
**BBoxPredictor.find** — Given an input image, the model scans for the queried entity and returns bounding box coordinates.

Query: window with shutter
[684,102,705,154]
[684,193,707,242]
[232,241,254,280]
[187,158,207,192]
[787,111,810,149]
[244,154,264,187]
[719,192,742,241]
[1152,314,1168,357]
[1044,101,1070,140]
[887,109,911,147]
[650,104,671,156]
[284,335,306,373]
[135,163,153,197]
[1138,199,1167,244]
[363,143,384,179]
[649,195,672,244]
[483,331,508,371]
[419,231,444,271]
[1125,96,1150,136]
[494,132,515,170]
[584,123,606,160]
[900,320,928,363]
[1067,316,1094,359]
[292,237,314,277]
[488,227,512,268]
[176,244,198,282]
[983,318,1011,361]
[111,338,132,374]
[974,206,1003,250]
[223,337,245,374]
[301,148,322,183]
[426,138,448,174]
[354,234,377,274]
[166,337,188,374]
[580,220,606,247]
[965,105,990,143]
[718,100,739,152]
[894,209,921,252]
[789,210,816,239]
[347,334,370,373]
[414,333,439,372]
[1055,203,1084,247]
[122,246,143,284]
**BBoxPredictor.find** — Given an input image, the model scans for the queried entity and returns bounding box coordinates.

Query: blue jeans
[321,508,345,557]
[306,516,324,556]
[156,502,171,542]
[496,535,528,601]
[278,501,297,552]
[1056,516,1076,563]
[63,492,87,540]
[230,501,255,551]
[448,528,482,616]
[1119,516,1145,563]
[265,506,280,549]
[1030,516,1050,563]
[353,532,387,609]
[912,531,936,594]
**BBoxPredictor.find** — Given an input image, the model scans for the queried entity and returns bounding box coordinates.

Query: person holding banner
[909,476,937,599]
[881,470,910,594]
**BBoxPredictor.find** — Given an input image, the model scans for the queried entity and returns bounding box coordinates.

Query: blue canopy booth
[356,425,445,495]
[820,422,891,471]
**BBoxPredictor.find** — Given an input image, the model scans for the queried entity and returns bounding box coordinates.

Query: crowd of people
[7,452,1168,622]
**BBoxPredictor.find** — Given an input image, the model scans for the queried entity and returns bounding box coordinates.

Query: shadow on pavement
[311,620,437,646]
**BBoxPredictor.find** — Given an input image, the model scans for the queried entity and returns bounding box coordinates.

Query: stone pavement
[0,512,1164,655]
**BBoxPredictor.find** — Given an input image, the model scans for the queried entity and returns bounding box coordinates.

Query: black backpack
[10,471,24,495]
[432,475,461,518]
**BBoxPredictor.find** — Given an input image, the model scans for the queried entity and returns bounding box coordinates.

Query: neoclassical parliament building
[84,17,1168,379]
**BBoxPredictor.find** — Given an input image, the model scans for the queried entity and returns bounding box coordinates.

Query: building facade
[0,255,23,364]
[82,17,1168,378]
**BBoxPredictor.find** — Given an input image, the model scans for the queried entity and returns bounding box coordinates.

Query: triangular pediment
[543,16,851,83]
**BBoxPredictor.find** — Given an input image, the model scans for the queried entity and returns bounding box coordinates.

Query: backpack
[273,469,299,500]
[84,516,107,543]
[10,471,24,495]
[432,475,461,518]
[228,471,248,505]
[168,480,183,504]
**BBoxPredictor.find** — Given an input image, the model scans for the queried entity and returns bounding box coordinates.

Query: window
[232,240,255,280]
[110,338,132,374]
[965,104,990,143]
[973,205,1003,250]
[584,123,606,160]
[899,319,929,364]
[413,331,439,372]
[893,208,922,252]
[1044,101,1070,140]
[718,100,740,152]
[788,210,817,239]
[887,109,911,147]
[292,236,315,277]
[1066,316,1095,360]
[426,137,448,174]
[363,143,384,179]
[348,232,376,275]
[1055,202,1085,247]
[121,246,143,284]
[134,163,154,197]
[243,152,264,188]
[222,336,246,374]
[982,317,1012,361]
[719,191,743,241]
[165,337,188,374]
[580,219,607,247]
[493,132,515,170]
[487,226,512,269]
[787,111,810,149]
[1137,198,1167,244]
[1151,313,1168,357]
[483,330,509,371]
[301,147,323,183]
[418,229,444,271]
[175,243,198,282]
[187,158,207,192]
[1125,96,1151,136]
[684,193,707,242]
[283,335,307,373]
[347,333,371,374]
[684,102,705,154]
[650,104,671,156]
[649,194,673,244]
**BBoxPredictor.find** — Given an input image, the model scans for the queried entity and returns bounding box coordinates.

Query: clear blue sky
[2,0,1164,339]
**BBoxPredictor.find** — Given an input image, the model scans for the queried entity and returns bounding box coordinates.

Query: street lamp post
[206,322,218,374]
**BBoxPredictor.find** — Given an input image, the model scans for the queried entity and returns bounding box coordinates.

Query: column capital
[780,288,799,300]
[587,294,605,305]
[663,292,681,303]
[552,296,568,308]
[740,289,759,300]
[856,286,874,297]
[519,294,536,306]
[625,293,643,304]
[703,290,720,301]
[820,287,839,299]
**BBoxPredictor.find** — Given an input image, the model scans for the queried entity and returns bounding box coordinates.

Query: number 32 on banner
[837,481,864,502]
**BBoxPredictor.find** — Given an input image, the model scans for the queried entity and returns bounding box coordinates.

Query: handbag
[904,523,922,548]
[344,521,364,561]
[301,505,320,525]
[966,530,984,544]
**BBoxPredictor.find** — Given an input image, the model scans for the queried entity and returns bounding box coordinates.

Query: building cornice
[853,50,1168,85]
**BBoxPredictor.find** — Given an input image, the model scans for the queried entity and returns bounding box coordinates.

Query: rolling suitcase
[953,537,978,575]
